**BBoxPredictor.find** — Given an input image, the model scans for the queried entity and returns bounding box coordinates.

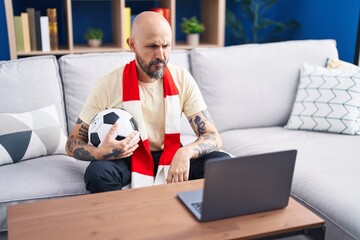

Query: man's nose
[154,46,165,60]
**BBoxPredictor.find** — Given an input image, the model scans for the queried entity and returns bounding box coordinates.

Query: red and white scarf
[122,60,181,188]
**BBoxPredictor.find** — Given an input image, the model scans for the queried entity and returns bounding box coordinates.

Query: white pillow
[285,63,360,135]
[0,105,67,165]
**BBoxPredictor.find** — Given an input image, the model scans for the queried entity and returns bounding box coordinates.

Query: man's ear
[127,38,135,51]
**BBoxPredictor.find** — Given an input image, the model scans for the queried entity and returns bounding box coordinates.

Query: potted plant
[84,28,104,47]
[181,16,205,46]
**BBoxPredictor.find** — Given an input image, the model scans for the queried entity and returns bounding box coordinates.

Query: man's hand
[66,118,140,161]
[166,148,192,183]
[99,123,140,160]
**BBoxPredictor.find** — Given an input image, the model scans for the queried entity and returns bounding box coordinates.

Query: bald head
[130,11,172,45]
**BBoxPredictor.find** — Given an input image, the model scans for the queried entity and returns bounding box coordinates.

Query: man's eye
[149,45,158,49]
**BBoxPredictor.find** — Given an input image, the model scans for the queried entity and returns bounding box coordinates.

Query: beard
[136,54,168,80]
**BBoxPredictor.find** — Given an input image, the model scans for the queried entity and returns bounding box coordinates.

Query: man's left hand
[166,148,191,183]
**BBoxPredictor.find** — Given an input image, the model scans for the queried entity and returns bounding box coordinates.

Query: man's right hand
[66,118,140,161]
[99,123,140,160]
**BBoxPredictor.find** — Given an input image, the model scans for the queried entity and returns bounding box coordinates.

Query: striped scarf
[122,60,181,188]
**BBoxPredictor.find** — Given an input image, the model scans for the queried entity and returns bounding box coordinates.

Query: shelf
[72,44,125,54]
[5,0,225,60]
[17,49,71,57]
[175,42,221,49]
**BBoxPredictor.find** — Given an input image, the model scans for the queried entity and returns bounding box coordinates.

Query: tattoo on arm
[189,114,206,136]
[66,118,96,161]
[76,118,83,124]
[188,110,219,157]
[73,148,96,161]
[189,110,214,136]
[191,132,218,157]
[194,115,206,135]
[79,125,89,140]
[103,148,123,159]
[67,134,95,160]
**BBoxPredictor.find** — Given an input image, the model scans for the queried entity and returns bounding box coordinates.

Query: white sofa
[0,39,359,240]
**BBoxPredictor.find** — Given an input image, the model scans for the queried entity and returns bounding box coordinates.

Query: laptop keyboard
[191,202,202,213]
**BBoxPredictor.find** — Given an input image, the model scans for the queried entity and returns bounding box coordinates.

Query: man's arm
[166,109,222,183]
[66,118,139,161]
[188,109,222,158]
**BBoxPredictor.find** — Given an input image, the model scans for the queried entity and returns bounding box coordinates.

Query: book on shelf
[151,8,171,25]
[40,16,51,52]
[13,16,24,52]
[20,12,31,52]
[26,8,38,51]
[34,10,43,51]
[123,7,131,49]
[47,8,58,50]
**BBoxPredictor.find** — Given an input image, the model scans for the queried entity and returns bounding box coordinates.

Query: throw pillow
[285,62,360,135]
[0,105,67,165]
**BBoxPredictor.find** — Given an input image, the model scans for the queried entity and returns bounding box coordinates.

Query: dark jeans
[84,151,230,193]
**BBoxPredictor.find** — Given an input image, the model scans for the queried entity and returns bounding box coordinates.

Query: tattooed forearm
[192,142,217,157]
[188,110,221,158]
[66,120,94,161]
[203,132,217,141]
[66,135,86,152]
[79,125,89,140]
[66,135,76,152]
[73,147,96,161]
[192,132,219,157]
[103,148,123,159]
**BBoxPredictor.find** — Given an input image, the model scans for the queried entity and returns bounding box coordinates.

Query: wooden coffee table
[8,179,325,240]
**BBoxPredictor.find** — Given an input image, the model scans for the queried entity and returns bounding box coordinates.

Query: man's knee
[84,160,130,193]
[189,151,231,180]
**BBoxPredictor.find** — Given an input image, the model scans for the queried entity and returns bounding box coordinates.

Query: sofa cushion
[0,56,67,135]
[220,127,360,240]
[59,50,191,134]
[0,155,90,231]
[286,63,360,135]
[0,105,67,166]
[190,40,338,132]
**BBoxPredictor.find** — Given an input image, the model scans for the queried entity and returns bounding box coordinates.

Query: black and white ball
[88,108,138,147]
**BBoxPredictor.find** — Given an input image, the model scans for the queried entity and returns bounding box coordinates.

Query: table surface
[8,179,324,240]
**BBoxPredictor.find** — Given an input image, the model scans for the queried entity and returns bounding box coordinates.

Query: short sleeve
[182,70,207,117]
[79,68,124,125]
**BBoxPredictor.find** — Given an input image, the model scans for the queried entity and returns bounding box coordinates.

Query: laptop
[177,150,297,222]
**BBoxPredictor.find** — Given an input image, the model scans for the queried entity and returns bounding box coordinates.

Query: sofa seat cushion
[220,127,360,239]
[0,155,89,231]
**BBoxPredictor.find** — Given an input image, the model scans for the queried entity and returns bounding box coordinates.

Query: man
[66,11,229,193]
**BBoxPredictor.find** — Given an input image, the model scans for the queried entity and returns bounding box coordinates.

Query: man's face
[136,50,169,80]
[133,33,172,80]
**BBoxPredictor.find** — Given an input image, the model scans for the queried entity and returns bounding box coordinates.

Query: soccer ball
[88,108,139,147]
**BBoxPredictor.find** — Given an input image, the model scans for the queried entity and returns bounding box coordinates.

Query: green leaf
[181,16,205,34]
